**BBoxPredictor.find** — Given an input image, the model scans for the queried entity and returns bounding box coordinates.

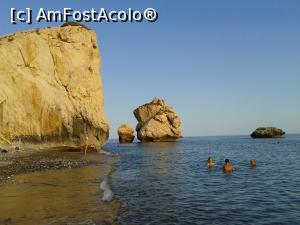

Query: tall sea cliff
[0,24,109,148]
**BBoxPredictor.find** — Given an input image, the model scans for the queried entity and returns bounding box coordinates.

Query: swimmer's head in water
[208,157,213,162]
[225,159,230,163]
[250,159,257,167]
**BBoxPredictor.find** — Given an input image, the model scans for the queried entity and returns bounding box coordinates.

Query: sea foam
[100,178,113,202]
[98,149,118,156]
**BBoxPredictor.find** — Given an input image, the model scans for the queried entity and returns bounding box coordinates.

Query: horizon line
[108,133,300,140]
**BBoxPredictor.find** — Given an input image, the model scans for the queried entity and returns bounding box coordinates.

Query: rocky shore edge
[0,147,112,184]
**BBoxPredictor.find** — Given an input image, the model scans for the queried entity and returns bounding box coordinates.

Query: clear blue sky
[1,0,299,138]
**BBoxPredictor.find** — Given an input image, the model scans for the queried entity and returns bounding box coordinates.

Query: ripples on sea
[105,135,300,225]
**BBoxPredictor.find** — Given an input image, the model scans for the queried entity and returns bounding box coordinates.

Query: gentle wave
[98,149,118,156]
[100,178,113,202]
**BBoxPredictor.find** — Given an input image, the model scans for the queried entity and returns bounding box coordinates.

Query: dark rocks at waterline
[0,151,92,182]
[1,148,8,153]
[251,127,285,138]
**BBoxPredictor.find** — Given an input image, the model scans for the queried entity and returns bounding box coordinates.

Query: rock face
[0,24,109,148]
[117,124,135,143]
[251,127,285,138]
[134,98,182,142]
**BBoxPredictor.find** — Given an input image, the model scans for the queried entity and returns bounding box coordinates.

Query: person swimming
[223,159,234,173]
[250,159,257,167]
[207,156,215,168]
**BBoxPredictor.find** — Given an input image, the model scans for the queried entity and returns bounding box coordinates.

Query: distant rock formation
[251,127,285,138]
[134,98,182,142]
[0,24,109,148]
[118,124,135,143]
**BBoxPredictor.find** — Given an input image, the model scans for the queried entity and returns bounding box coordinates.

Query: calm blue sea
[104,135,300,225]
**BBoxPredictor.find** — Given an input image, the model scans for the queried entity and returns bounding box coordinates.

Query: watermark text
[11,8,158,24]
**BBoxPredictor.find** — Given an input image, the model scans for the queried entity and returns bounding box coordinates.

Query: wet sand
[0,148,120,225]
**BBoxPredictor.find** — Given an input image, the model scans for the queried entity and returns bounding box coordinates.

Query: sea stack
[118,124,135,143]
[251,127,285,138]
[0,23,109,148]
[134,97,182,142]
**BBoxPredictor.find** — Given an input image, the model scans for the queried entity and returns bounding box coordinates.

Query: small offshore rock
[117,124,135,143]
[251,127,285,138]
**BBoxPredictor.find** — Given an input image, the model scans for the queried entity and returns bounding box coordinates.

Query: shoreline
[0,146,97,183]
[0,146,121,224]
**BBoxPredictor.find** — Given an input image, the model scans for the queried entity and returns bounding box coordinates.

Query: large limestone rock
[134,98,182,142]
[0,24,109,148]
[251,127,285,138]
[117,124,135,143]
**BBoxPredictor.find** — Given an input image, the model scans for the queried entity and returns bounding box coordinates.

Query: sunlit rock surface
[117,124,135,143]
[0,24,108,148]
[134,98,182,142]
